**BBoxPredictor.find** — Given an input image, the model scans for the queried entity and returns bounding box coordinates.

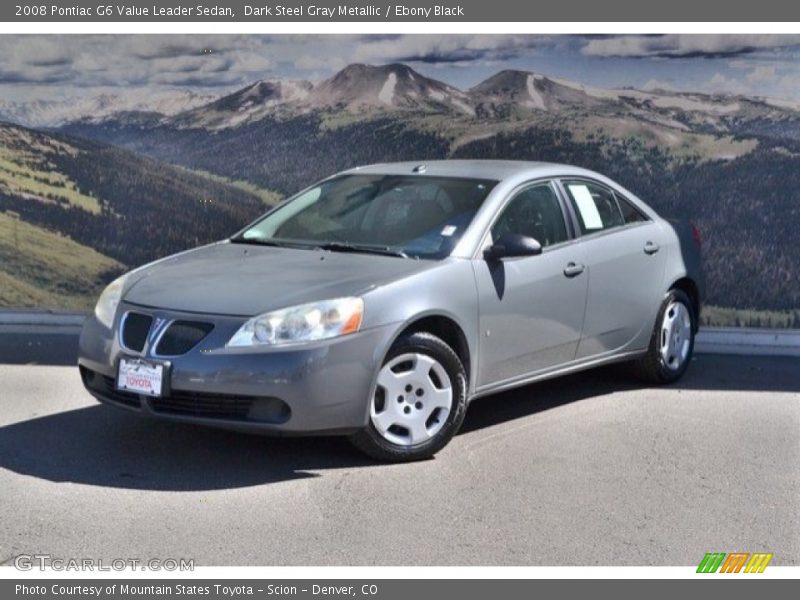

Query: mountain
[468,69,800,141]
[0,89,218,129]
[171,79,313,129]
[154,64,800,137]
[306,63,474,114]
[470,70,606,115]
[165,64,474,130]
[0,121,270,308]
[49,63,800,314]
[40,63,800,140]
[60,63,786,176]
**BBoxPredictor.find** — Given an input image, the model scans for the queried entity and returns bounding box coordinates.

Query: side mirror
[484,233,543,260]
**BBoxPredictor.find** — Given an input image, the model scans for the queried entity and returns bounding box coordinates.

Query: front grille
[150,391,254,420]
[80,366,141,409]
[121,312,152,352]
[155,321,214,356]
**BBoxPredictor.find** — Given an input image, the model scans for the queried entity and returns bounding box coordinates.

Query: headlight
[227,297,364,347]
[94,275,127,329]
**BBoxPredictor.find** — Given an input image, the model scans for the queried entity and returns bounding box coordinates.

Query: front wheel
[632,289,696,384]
[349,332,468,462]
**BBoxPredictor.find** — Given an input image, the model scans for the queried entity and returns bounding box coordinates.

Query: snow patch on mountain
[551,77,635,101]
[525,74,547,110]
[451,97,475,116]
[378,73,397,105]
[649,95,741,114]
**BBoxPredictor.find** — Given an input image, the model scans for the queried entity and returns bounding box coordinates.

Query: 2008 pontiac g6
[79,160,703,461]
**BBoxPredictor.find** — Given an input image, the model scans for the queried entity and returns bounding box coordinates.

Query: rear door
[473,180,588,387]
[559,179,667,359]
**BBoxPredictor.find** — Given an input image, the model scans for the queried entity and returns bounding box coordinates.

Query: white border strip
[4,22,800,34]
[2,565,798,579]
[0,19,795,585]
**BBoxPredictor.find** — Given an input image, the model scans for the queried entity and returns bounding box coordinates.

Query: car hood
[123,242,437,316]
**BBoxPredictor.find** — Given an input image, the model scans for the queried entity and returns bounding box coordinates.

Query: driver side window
[491,182,568,248]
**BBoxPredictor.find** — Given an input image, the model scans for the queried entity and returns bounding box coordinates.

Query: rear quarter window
[563,180,624,234]
[616,194,649,224]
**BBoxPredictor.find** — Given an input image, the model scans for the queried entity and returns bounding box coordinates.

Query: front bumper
[78,302,398,435]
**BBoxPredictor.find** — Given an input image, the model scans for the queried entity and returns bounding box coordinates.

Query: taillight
[690,222,702,248]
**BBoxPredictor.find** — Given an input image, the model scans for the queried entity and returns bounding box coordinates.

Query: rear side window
[563,180,624,234]
[617,194,649,224]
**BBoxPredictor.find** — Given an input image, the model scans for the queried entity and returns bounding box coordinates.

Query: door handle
[644,241,660,255]
[563,262,585,278]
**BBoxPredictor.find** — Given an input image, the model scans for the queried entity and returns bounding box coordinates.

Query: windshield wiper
[315,242,409,259]
[230,237,311,249]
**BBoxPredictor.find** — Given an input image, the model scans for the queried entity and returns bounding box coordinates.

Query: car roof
[343,160,602,182]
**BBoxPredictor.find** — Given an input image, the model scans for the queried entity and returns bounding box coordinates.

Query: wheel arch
[389,313,474,394]
[668,276,701,332]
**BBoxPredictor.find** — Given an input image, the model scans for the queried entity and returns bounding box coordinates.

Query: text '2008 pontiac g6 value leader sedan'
[79,160,704,461]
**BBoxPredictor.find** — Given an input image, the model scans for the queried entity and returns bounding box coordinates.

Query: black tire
[632,289,696,384]
[349,332,468,462]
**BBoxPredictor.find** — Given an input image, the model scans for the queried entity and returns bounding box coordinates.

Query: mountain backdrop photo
[1,34,800,327]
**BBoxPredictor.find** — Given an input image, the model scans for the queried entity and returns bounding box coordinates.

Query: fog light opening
[247,397,291,424]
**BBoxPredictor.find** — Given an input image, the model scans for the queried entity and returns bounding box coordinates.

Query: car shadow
[0,405,374,491]
[0,354,796,491]
[462,353,800,432]
[0,370,623,492]
[460,363,637,433]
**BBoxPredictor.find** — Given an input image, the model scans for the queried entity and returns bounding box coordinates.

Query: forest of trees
[62,115,800,312]
[453,127,800,311]
[0,128,265,270]
[63,116,452,195]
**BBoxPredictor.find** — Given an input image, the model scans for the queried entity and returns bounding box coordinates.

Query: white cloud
[294,55,347,71]
[642,79,675,92]
[693,64,800,99]
[706,72,749,95]
[353,34,549,64]
[746,65,777,84]
[0,35,277,88]
[3,34,800,106]
[582,35,800,58]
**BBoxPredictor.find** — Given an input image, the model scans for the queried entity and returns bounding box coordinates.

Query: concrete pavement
[0,354,797,566]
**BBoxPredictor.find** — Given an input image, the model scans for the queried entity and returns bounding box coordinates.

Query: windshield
[233,174,497,259]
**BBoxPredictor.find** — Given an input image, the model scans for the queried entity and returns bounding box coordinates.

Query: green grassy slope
[0,121,270,310]
[0,211,122,310]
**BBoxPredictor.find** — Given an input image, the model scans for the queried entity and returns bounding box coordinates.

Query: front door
[473,181,588,388]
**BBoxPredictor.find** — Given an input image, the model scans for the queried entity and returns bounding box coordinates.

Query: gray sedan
[79,160,703,461]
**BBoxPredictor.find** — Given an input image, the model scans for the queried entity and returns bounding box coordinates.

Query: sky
[2,34,800,103]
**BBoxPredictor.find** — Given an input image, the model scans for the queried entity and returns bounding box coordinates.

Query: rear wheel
[632,289,695,384]
[349,332,468,462]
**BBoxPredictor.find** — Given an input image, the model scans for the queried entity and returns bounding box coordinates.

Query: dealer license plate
[117,358,165,397]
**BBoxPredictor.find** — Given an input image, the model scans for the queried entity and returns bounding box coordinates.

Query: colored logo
[697,552,773,573]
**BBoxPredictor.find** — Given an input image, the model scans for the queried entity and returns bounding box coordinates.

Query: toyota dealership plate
[117,358,166,397]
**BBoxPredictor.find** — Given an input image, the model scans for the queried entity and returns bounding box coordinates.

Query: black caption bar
[3,579,793,600]
[3,0,800,21]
